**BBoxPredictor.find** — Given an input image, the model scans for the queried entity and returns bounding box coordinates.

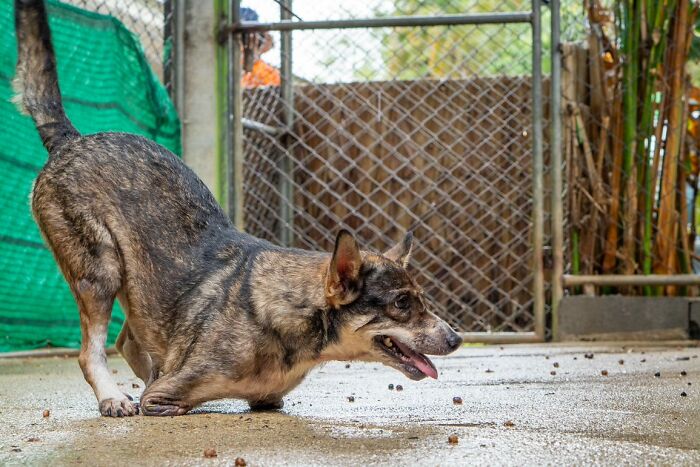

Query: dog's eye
[394,294,411,310]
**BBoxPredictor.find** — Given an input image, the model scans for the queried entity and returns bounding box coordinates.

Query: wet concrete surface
[0,342,698,466]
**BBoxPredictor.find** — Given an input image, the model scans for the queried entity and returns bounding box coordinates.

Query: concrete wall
[559,296,691,341]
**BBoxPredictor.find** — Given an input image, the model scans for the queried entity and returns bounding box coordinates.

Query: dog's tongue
[394,340,438,379]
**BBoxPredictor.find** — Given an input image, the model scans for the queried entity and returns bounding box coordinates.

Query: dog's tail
[13,0,79,153]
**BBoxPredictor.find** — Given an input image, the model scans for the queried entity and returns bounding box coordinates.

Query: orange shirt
[242,60,281,88]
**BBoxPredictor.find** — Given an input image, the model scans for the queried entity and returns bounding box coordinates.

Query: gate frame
[221,0,552,343]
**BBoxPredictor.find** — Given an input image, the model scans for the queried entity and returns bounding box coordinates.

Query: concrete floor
[0,343,698,466]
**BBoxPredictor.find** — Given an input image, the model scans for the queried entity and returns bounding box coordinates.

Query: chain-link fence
[232,0,548,336]
[62,0,171,82]
[559,0,700,296]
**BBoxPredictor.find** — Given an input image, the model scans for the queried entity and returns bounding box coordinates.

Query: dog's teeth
[384,337,393,347]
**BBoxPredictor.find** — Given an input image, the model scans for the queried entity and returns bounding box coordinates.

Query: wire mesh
[61,0,169,81]
[238,0,542,333]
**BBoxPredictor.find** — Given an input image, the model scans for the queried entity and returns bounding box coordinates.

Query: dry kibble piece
[42,409,50,418]
[618,359,624,365]
[504,420,515,427]
[448,434,459,444]
[111,369,118,374]
[550,370,556,376]
[641,359,647,363]
[347,396,355,402]
[345,364,351,369]
[681,371,687,376]
[235,457,247,466]
[681,392,688,397]
[396,385,403,391]
[453,396,463,405]
[553,362,559,368]
[601,370,609,376]
[132,383,140,389]
[584,353,594,359]
[388,384,394,390]
[654,372,661,378]
[203,448,217,458]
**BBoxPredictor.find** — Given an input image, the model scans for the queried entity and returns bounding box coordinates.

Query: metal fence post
[227,0,244,229]
[279,0,294,246]
[531,0,545,340]
[550,0,563,341]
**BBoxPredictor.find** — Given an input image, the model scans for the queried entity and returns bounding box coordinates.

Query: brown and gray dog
[13,0,462,417]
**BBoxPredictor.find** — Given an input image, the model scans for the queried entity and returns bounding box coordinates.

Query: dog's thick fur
[14,0,462,417]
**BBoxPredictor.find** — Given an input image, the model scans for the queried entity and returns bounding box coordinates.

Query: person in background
[240,7,281,88]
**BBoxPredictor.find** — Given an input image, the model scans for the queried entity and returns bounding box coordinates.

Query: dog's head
[322,230,462,380]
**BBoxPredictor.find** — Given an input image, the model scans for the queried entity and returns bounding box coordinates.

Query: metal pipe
[563,274,700,287]
[228,0,244,229]
[174,0,186,118]
[242,118,285,136]
[279,0,294,246]
[460,332,543,344]
[531,0,545,341]
[550,0,563,341]
[225,12,532,35]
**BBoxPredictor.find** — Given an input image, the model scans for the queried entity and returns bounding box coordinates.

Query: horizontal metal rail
[563,274,700,287]
[460,332,543,344]
[223,12,532,36]
[242,118,285,136]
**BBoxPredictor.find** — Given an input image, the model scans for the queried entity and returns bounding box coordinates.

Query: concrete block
[559,296,689,341]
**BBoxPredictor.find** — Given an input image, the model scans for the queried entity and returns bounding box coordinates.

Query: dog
[13,0,463,417]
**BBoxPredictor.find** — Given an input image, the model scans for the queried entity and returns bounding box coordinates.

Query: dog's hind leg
[33,194,137,417]
[74,279,138,417]
[116,322,158,386]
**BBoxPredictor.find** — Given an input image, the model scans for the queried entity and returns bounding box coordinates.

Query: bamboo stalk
[655,0,691,276]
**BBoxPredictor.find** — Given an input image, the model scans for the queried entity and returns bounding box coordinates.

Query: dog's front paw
[248,399,284,411]
[99,397,139,417]
[140,396,190,416]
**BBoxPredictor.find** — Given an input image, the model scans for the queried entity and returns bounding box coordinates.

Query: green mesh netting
[0,0,181,352]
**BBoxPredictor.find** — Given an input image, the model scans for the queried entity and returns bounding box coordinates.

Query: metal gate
[221,0,556,341]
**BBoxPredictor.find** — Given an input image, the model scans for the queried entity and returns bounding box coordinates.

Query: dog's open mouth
[374,335,438,380]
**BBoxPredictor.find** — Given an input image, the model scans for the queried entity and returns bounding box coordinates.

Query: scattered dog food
[681,371,687,376]
[132,383,140,389]
[681,392,688,397]
[485,369,494,373]
[573,357,578,360]
[584,353,594,359]
[203,448,217,458]
[641,359,647,363]
[111,369,118,374]
[388,384,394,390]
[448,435,459,444]
[396,385,403,391]
[618,359,624,365]
[347,396,355,402]
[654,372,661,378]
[345,364,351,369]
[601,370,608,376]
[550,371,557,375]
[42,409,50,418]
[504,420,515,427]
[553,362,559,368]
[235,457,247,466]
[453,396,463,405]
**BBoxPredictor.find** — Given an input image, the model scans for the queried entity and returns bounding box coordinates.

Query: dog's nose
[447,331,463,351]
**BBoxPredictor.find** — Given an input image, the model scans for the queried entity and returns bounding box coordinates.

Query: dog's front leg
[139,372,195,416]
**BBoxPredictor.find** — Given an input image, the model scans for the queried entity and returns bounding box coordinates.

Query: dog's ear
[383,231,413,268]
[325,230,362,307]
